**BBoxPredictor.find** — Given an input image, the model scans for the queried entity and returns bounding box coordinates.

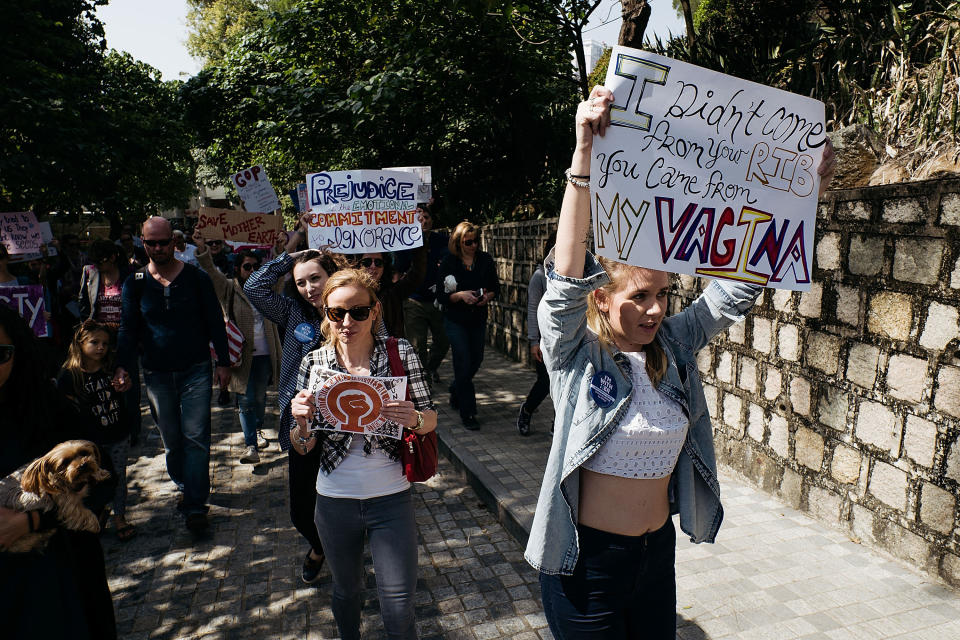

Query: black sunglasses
[144,239,172,247]
[324,305,374,322]
[0,345,13,365]
[462,238,477,247]
[241,262,259,271]
[359,258,384,268]
[206,240,223,246]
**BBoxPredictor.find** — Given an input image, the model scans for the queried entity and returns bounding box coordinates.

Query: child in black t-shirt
[56,320,136,541]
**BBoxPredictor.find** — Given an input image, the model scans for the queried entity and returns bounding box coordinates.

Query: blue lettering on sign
[294,322,316,344]
[332,224,423,251]
[310,173,416,208]
[589,371,617,408]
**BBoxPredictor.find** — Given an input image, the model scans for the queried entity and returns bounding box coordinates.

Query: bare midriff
[578,469,671,536]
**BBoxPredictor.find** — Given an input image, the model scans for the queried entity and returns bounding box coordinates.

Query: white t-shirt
[315,437,410,499]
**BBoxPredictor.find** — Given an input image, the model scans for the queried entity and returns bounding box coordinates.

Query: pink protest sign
[0,285,47,337]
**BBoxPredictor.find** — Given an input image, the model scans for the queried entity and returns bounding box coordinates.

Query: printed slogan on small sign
[307,366,408,439]
[231,165,281,213]
[305,169,423,254]
[591,46,828,291]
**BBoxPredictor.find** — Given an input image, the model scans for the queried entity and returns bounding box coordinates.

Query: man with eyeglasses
[114,216,231,533]
[195,228,281,466]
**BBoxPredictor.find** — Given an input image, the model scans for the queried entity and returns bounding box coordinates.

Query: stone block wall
[479,178,960,587]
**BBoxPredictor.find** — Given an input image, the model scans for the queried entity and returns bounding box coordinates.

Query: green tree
[89,51,196,235]
[182,0,578,222]
[0,0,107,214]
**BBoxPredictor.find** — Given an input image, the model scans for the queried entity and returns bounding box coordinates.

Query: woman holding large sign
[289,268,436,640]
[525,86,835,638]
[244,244,345,584]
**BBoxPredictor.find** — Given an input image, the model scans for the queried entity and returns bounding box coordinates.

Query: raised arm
[243,252,296,325]
[193,228,230,303]
[554,86,614,279]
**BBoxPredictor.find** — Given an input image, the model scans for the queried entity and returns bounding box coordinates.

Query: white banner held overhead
[231,165,281,213]
[305,169,423,254]
[383,166,432,203]
[591,46,827,291]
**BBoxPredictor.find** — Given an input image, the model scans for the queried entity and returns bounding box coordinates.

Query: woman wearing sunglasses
[290,268,436,640]
[436,221,501,429]
[350,239,427,339]
[194,229,282,466]
[243,225,346,584]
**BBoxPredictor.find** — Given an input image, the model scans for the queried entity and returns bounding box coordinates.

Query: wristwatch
[411,411,424,432]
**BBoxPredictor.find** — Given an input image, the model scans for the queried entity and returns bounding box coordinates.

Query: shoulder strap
[385,337,406,377]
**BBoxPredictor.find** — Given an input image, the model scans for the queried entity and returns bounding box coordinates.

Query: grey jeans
[314,488,418,640]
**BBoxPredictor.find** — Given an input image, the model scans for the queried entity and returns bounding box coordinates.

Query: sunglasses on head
[144,239,172,247]
[359,258,384,268]
[462,238,477,247]
[241,262,259,271]
[0,344,13,365]
[324,305,374,322]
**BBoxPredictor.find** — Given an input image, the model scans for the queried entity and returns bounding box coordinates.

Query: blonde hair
[586,257,669,386]
[319,268,382,348]
[62,320,113,398]
[448,221,480,257]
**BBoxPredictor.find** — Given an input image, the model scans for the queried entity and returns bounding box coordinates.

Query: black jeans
[525,359,550,413]
[539,519,677,639]
[444,318,486,419]
[288,445,324,554]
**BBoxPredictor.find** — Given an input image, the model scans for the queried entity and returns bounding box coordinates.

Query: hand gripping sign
[591,46,828,291]
[309,367,408,439]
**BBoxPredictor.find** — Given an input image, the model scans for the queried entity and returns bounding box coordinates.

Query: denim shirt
[524,250,761,575]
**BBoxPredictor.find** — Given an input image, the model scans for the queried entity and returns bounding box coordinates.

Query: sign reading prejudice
[304,169,423,254]
[195,207,283,246]
[591,46,828,291]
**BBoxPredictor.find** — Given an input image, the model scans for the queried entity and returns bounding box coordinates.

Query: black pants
[288,445,324,554]
[524,360,550,413]
[539,519,677,639]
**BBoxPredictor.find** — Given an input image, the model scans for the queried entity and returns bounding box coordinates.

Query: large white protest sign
[305,169,423,254]
[591,47,827,291]
[383,166,432,203]
[0,212,44,255]
[305,365,408,439]
[231,165,281,213]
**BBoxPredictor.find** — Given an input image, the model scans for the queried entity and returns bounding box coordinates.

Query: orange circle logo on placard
[316,374,390,433]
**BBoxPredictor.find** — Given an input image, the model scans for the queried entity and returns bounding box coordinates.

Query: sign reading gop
[306,366,408,440]
[304,169,423,254]
[231,165,281,213]
[591,46,828,291]
[0,285,47,337]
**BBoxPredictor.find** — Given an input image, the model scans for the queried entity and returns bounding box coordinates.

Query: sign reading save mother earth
[305,169,423,254]
[592,46,828,291]
[307,366,408,440]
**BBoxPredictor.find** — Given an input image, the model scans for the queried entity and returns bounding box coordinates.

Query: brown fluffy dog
[0,440,110,553]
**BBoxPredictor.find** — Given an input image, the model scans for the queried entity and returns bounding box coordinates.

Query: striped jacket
[244,253,323,451]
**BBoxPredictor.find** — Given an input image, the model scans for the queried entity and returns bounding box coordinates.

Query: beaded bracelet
[565,168,590,188]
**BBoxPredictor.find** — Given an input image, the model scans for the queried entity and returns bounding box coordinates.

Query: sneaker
[185,512,209,532]
[256,429,269,450]
[462,415,480,430]
[301,549,325,584]
[240,445,260,464]
[517,403,532,436]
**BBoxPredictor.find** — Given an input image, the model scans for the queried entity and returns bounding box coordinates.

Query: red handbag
[386,337,438,482]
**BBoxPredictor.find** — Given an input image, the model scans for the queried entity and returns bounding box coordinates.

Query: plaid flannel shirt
[295,336,435,475]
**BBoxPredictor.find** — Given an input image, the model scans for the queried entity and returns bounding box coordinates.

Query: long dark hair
[285,249,348,317]
[0,305,53,421]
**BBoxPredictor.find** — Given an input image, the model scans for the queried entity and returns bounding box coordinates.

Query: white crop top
[581,351,689,479]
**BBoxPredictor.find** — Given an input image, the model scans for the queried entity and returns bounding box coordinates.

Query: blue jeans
[143,360,212,515]
[444,318,486,419]
[539,519,677,639]
[237,355,271,446]
[314,489,418,640]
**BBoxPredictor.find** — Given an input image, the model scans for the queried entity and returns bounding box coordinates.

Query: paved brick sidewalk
[434,349,960,640]
[102,393,550,639]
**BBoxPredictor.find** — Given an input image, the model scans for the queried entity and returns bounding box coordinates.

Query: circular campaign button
[589,370,617,408]
[294,322,316,343]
